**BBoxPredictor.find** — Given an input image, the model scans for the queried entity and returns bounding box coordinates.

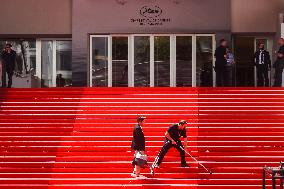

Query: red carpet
[0,87,283,189]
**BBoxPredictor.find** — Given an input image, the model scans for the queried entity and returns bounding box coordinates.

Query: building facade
[0,0,283,88]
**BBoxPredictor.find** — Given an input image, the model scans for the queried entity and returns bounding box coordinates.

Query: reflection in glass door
[112,37,128,87]
[91,37,109,87]
[196,36,214,87]
[234,36,256,87]
[40,40,72,88]
[0,40,36,88]
[41,41,54,87]
[56,41,72,87]
[176,36,193,87]
[90,34,215,87]
[154,36,170,87]
[134,36,150,87]
[0,39,72,88]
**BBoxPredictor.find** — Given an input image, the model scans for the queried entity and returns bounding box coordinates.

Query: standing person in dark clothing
[131,116,146,178]
[254,42,271,87]
[274,38,284,87]
[153,120,188,169]
[215,39,228,87]
[225,48,235,87]
[1,44,16,88]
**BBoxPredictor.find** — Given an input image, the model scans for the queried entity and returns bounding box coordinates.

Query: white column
[281,23,284,38]
[129,35,134,87]
[89,36,93,87]
[170,35,177,87]
[192,36,197,87]
[52,40,57,87]
[108,36,112,87]
[35,39,42,80]
[280,14,284,86]
[150,36,155,87]
[212,35,217,87]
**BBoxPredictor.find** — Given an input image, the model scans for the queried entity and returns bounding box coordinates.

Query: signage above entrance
[130,5,171,26]
[140,6,162,18]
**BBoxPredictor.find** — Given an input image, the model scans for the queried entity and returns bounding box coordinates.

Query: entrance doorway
[0,40,36,88]
[0,39,72,88]
[39,40,72,88]
[234,36,273,87]
[90,34,216,87]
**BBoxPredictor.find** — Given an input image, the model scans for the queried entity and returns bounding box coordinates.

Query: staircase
[0,87,283,189]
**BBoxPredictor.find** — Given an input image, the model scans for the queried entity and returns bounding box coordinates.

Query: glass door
[0,40,36,88]
[133,35,172,87]
[41,40,54,87]
[254,38,273,87]
[90,34,216,87]
[234,36,255,87]
[196,35,215,87]
[234,36,273,87]
[56,41,72,87]
[112,36,129,87]
[133,36,151,87]
[176,36,193,87]
[40,40,72,88]
[90,36,109,87]
[154,36,171,87]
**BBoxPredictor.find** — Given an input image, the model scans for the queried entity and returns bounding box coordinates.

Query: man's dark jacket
[1,50,16,72]
[131,124,145,151]
[278,45,284,56]
[254,50,271,68]
[274,45,284,68]
[214,46,227,68]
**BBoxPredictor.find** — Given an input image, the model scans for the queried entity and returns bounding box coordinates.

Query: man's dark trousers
[274,62,284,87]
[1,63,13,88]
[256,64,269,87]
[156,140,186,166]
[216,66,225,87]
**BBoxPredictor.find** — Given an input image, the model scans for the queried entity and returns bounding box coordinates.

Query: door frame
[131,34,173,87]
[89,34,216,87]
[195,34,216,87]
[254,37,274,87]
[36,38,72,87]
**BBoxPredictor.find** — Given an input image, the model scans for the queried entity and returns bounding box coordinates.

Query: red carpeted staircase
[0,87,283,189]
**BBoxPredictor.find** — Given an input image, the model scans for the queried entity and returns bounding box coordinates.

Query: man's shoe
[150,166,155,176]
[152,164,160,169]
[150,164,160,176]
[181,163,189,168]
[130,173,137,178]
[136,175,147,180]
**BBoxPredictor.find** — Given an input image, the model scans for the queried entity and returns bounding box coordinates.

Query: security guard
[274,38,284,87]
[215,39,228,87]
[254,42,271,87]
[1,43,16,88]
[154,120,189,168]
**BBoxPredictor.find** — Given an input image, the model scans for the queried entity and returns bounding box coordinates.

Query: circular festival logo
[130,5,170,26]
[140,6,163,18]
